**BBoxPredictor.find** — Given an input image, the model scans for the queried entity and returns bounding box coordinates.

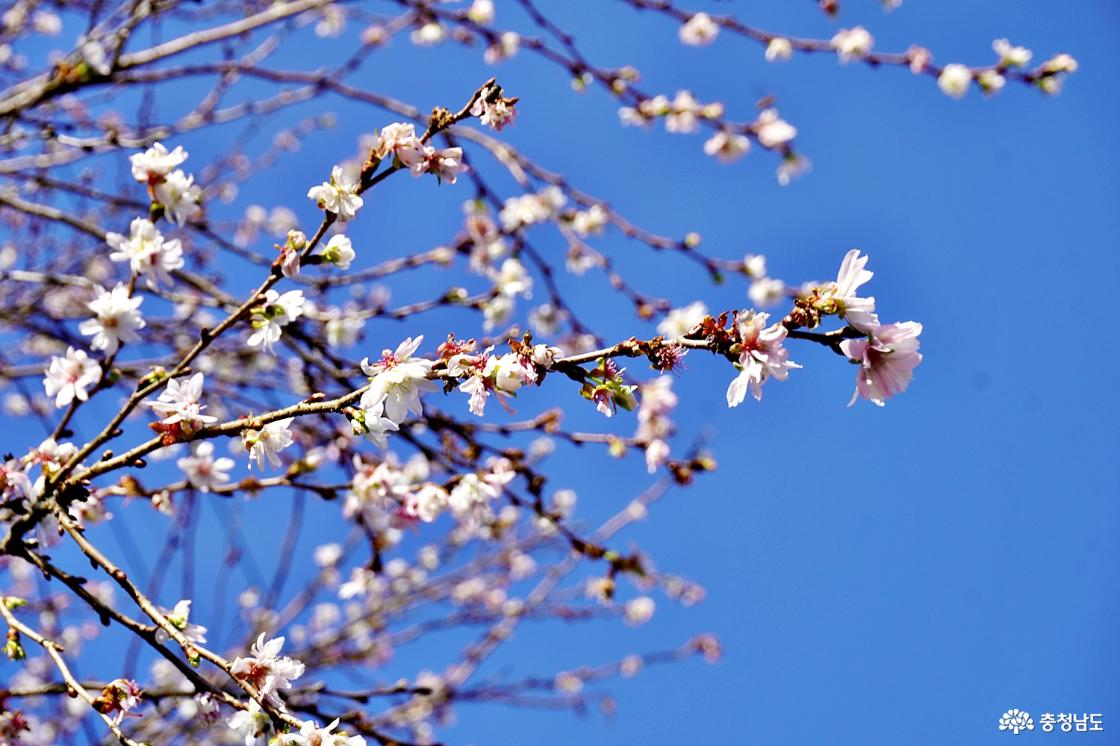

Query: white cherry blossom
[243,418,295,470]
[248,290,305,352]
[360,336,436,423]
[153,169,202,226]
[79,284,145,353]
[43,347,102,408]
[106,218,184,288]
[679,13,718,47]
[832,26,874,62]
[307,166,364,221]
[230,633,305,710]
[146,372,216,430]
[129,142,187,183]
[177,442,234,492]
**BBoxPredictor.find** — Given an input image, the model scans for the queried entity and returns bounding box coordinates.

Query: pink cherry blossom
[726,311,799,406]
[840,322,923,406]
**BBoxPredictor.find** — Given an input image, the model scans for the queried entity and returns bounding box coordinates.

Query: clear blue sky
[6,1,1117,744]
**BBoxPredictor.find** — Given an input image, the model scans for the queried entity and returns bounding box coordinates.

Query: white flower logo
[999,709,1035,734]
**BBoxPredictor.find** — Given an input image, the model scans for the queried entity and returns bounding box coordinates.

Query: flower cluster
[469,83,519,130]
[129,143,202,225]
[229,633,305,710]
[442,336,557,417]
[105,218,184,288]
[793,250,924,406]
[636,377,678,473]
[620,90,724,134]
[372,123,467,183]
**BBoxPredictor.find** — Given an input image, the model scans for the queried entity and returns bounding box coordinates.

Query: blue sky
[4,1,1118,744]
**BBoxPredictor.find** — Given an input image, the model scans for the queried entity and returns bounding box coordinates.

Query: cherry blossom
[831,26,874,62]
[153,169,203,226]
[177,441,235,492]
[321,234,356,269]
[374,122,426,170]
[425,146,468,184]
[489,353,537,394]
[814,249,879,332]
[31,437,77,474]
[777,153,812,186]
[129,142,187,183]
[531,344,561,369]
[765,37,793,62]
[467,0,495,24]
[77,35,111,75]
[353,399,400,449]
[230,633,305,710]
[92,679,141,724]
[704,130,750,163]
[749,277,786,308]
[155,599,208,644]
[146,372,217,431]
[411,21,445,46]
[624,596,656,625]
[978,70,1006,95]
[227,702,271,744]
[470,87,518,130]
[79,283,145,353]
[679,13,719,47]
[840,321,923,406]
[726,311,799,406]
[106,218,184,287]
[43,347,102,407]
[571,204,609,236]
[448,472,501,519]
[405,484,451,523]
[755,109,797,148]
[484,32,520,64]
[280,719,366,746]
[665,90,701,134]
[248,289,305,352]
[907,45,932,73]
[458,374,490,417]
[0,459,32,500]
[743,254,768,278]
[360,336,437,423]
[307,166,364,221]
[1044,53,1078,74]
[637,377,677,473]
[994,38,1032,67]
[499,187,565,230]
[492,257,533,298]
[938,64,972,98]
[242,418,295,470]
[658,301,707,338]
